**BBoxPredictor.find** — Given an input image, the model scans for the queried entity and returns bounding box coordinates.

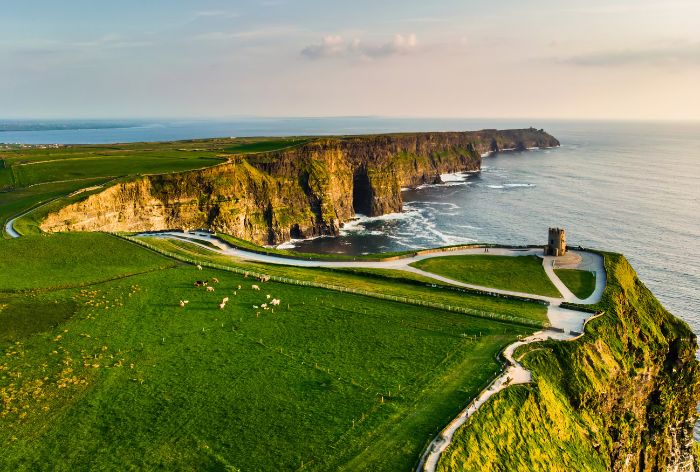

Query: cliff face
[438,253,700,472]
[40,128,559,244]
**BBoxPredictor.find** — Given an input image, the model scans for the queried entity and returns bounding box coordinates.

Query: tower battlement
[545,227,566,256]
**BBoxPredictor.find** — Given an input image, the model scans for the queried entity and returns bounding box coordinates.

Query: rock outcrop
[40,128,559,244]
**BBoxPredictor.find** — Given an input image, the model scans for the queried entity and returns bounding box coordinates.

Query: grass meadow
[554,269,596,299]
[0,233,533,471]
[411,255,562,298]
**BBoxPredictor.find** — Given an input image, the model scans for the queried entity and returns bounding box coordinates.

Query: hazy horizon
[2,115,699,124]
[3,0,699,121]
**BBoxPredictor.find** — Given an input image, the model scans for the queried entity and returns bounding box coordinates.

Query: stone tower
[545,227,566,256]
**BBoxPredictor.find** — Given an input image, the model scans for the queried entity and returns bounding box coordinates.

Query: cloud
[545,42,700,67]
[301,34,419,60]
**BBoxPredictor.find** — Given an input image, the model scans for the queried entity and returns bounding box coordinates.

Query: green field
[0,233,175,291]
[3,147,226,188]
[0,137,320,238]
[410,254,562,298]
[139,236,549,324]
[554,269,596,299]
[1,136,588,470]
[224,137,312,154]
[0,232,534,470]
[0,178,114,237]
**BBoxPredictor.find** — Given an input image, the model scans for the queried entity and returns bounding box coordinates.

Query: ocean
[2,118,699,340]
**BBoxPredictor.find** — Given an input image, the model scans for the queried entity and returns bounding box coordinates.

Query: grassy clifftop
[37,129,558,245]
[439,253,700,471]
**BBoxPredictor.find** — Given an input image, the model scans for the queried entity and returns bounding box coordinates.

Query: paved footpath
[141,231,606,472]
[146,231,605,331]
[5,202,607,470]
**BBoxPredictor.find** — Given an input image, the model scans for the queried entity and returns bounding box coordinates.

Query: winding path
[7,221,605,470]
[137,231,606,472]
[143,231,605,330]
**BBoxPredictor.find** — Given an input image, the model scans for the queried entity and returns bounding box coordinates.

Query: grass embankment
[139,237,549,325]
[554,269,596,299]
[438,252,700,471]
[411,255,561,298]
[0,232,534,471]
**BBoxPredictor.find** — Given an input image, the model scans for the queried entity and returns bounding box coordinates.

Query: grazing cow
[251,284,260,291]
[237,285,242,290]
[270,299,280,306]
[222,297,229,303]
[179,300,188,308]
[219,302,226,310]
[196,264,203,271]
[266,294,271,299]
[207,286,215,292]
[261,303,268,310]
[212,277,220,284]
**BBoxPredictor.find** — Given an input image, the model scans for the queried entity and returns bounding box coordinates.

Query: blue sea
[2,118,699,341]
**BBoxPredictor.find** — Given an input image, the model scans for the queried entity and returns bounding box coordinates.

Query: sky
[1,0,699,120]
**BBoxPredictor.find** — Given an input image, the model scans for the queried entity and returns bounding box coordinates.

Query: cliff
[438,253,700,471]
[39,128,558,244]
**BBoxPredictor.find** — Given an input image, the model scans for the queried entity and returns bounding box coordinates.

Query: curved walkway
[138,231,606,472]
[144,231,605,331]
[10,223,605,470]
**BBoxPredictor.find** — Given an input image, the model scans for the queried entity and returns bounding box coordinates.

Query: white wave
[487,183,536,189]
[408,201,460,209]
[274,233,329,250]
[442,181,472,187]
[440,172,470,183]
[425,224,476,245]
[339,210,419,235]
[275,240,299,250]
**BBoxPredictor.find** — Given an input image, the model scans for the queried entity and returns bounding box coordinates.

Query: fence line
[115,233,549,329]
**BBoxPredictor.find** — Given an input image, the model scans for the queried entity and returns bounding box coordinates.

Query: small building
[545,227,566,256]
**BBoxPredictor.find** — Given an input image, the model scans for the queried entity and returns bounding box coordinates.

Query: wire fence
[115,233,549,329]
